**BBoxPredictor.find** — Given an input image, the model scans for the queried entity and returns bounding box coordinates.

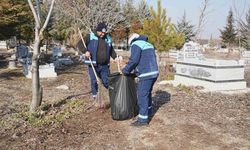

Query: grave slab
[172,58,247,91]
[26,63,57,78]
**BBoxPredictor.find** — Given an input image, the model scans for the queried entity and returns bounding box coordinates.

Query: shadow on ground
[41,91,91,111]
[0,70,24,81]
[56,62,86,75]
[150,90,171,122]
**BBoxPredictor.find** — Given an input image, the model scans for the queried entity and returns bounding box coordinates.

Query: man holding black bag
[122,33,159,127]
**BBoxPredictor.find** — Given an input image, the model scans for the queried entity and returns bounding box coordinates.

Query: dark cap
[96,22,107,33]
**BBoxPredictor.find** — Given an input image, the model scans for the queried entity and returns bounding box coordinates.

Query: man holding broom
[77,22,118,100]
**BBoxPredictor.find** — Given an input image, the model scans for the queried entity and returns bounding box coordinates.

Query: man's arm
[122,45,141,75]
[110,44,117,59]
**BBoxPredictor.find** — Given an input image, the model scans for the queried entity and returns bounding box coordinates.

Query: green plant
[165,74,175,80]
[177,84,192,93]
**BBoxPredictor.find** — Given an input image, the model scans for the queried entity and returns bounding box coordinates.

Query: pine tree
[220,9,237,47]
[138,0,184,52]
[0,0,33,40]
[240,9,250,50]
[175,11,196,42]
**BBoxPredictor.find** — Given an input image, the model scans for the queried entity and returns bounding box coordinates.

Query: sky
[145,0,250,39]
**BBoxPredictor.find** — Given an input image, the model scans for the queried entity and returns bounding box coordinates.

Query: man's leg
[88,65,98,99]
[148,78,157,117]
[99,65,109,89]
[137,79,152,123]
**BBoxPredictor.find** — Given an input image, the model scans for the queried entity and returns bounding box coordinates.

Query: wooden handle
[78,28,99,83]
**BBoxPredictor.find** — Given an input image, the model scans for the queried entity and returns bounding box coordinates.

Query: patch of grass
[5,98,86,128]
[177,84,192,93]
[11,112,23,121]
[0,120,6,126]
[68,99,85,112]
[164,74,175,80]
[26,112,41,125]
[26,111,72,127]
[29,98,85,127]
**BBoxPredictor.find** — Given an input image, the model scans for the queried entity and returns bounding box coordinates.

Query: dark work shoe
[130,120,148,127]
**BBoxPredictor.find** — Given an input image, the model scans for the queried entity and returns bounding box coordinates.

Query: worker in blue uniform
[77,22,118,100]
[122,33,159,127]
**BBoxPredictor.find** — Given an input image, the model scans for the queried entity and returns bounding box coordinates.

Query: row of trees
[0,0,190,51]
[52,0,197,51]
[2,0,250,51]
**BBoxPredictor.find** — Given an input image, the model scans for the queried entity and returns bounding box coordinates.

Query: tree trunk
[28,0,55,112]
[30,29,42,112]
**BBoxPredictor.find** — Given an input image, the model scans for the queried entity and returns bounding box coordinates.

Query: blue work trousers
[137,77,157,123]
[88,64,109,96]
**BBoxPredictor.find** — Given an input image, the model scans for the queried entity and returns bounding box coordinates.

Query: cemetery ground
[0,51,250,149]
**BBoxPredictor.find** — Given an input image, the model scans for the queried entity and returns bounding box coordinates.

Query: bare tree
[28,0,55,112]
[137,0,151,24]
[53,0,125,47]
[239,8,250,49]
[232,0,247,47]
[196,0,211,39]
[55,0,125,33]
[122,0,136,27]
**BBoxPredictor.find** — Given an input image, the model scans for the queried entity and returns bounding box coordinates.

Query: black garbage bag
[108,72,138,120]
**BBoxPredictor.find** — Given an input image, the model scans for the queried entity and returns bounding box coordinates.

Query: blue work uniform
[122,35,159,123]
[82,32,115,97]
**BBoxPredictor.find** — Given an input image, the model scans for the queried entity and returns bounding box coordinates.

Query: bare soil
[0,54,250,150]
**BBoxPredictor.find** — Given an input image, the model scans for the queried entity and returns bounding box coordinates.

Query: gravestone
[7,54,16,69]
[242,51,250,58]
[179,41,204,60]
[26,63,57,78]
[16,45,29,59]
[8,58,16,69]
[172,58,246,91]
[0,41,7,49]
[52,46,62,58]
[54,57,73,69]
[168,50,180,59]
[40,45,46,52]
[242,51,250,69]
[217,48,229,53]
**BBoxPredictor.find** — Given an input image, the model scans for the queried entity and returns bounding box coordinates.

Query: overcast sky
[145,0,250,39]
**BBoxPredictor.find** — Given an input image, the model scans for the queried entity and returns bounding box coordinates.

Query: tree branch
[27,0,40,28]
[40,0,56,34]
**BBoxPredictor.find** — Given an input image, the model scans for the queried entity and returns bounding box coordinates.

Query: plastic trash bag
[108,72,138,120]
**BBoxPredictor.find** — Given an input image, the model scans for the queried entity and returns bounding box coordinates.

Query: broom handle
[78,28,100,83]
